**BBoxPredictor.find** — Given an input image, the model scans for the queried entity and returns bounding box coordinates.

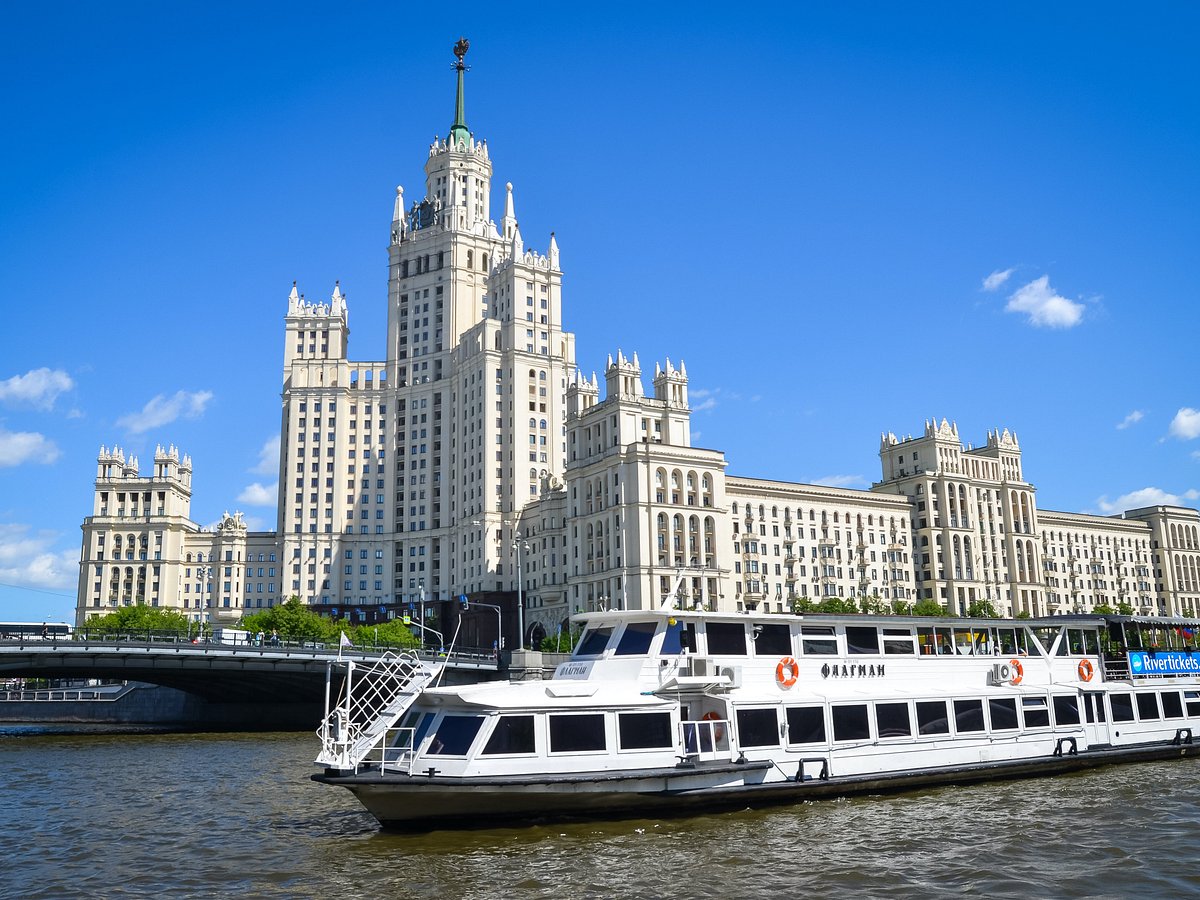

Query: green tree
[966,600,1000,619]
[1117,602,1135,615]
[817,597,858,614]
[540,629,582,653]
[1015,610,1032,620]
[890,600,914,615]
[912,599,945,617]
[858,594,888,615]
[239,597,335,642]
[347,619,420,650]
[792,598,816,614]
[82,606,191,637]
[1093,603,1116,615]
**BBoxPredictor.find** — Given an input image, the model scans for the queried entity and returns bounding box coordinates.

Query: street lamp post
[418,580,426,649]
[513,535,532,650]
[198,564,211,641]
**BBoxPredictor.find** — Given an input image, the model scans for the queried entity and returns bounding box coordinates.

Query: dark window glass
[785,706,826,744]
[953,699,985,733]
[618,712,674,750]
[1161,691,1184,719]
[427,715,484,755]
[1186,691,1200,717]
[916,701,949,735]
[549,714,606,752]
[832,705,870,741]
[706,622,748,656]
[883,638,915,656]
[989,697,1018,731]
[614,621,657,656]
[1021,698,1050,728]
[1136,692,1160,721]
[801,627,838,655]
[736,708,780,747]
[576,627,612,657]
[846,626,880,655]
[1110,694,1135,723]
[1053,695,1081,726]
[754,623,792,656]
[875,702,911,738]
[661,620,696,655]
[482,715,536,755]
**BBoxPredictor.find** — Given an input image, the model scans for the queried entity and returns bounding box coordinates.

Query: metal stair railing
[315,651,442,771]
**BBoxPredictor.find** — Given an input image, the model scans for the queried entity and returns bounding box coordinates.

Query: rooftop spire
[448,37,471,149]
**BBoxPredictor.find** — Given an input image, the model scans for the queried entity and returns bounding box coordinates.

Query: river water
[2,728,1199,899]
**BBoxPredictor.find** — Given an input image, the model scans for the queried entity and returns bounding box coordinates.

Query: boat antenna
[659,571,686,612]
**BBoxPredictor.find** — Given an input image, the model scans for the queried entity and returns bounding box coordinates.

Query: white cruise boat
[313,604,1200,829]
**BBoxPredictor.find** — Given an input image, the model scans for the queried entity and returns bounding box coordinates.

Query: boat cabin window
[395,710,436,750]
[935,627,957,656]
[801,626,837,655]
[785,706,826,744]
[1021,697,1050,728]
[954,629,987,655]
[575,626,613,657]
[1185,691,1200,717]
[1161,691,1184,719]
[953,699,984,733]
[831,704,870,742]
[736,708,780,748]
[614,621,657,656]
[875,702,911,738]
[1031,627,1060,656]
[1110,694,1135,723]
[1136,693,1160,721]
[1052,695,1081,726]
[1084,693,1106,724]
[916,700,949,735]
[846,626,879,655]
[661,619,696,655]
[994,628,1026,656]
[753,623,792,656]
[549,713,606,753]
[988,698,1018,731]
[617,712,673,750]
[481,715,536,755]
[426,715,485,756]
[706,622,747,656]
[882,628,916,656]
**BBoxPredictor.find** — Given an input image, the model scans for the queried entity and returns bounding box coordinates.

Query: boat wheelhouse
[313,608,1200,829]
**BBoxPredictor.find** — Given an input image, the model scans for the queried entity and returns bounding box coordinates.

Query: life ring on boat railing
[701,710,725,742]
[1009,658,1024,685]
[776,656,799,688]
[1078,659,1095,682]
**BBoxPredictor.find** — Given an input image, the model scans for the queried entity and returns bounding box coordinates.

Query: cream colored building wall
[1038,509,1154,614]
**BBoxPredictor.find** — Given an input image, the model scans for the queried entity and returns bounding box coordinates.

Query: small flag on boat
[339,631,353,648]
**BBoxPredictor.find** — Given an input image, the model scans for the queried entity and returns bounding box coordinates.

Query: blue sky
[2,3,1198,623]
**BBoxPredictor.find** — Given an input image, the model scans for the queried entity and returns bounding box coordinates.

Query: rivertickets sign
[1128,651,1200,676]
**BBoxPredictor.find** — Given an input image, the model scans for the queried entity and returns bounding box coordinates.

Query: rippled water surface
[3,729,1200,898]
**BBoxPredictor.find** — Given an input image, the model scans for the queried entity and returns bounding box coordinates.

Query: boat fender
[701,710,725,742]
[1078,659,1094,682]
[1010,658,1024,685]
[776,656,799,688]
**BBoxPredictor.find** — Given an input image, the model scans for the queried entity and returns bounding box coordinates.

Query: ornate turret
[448,37,471,149]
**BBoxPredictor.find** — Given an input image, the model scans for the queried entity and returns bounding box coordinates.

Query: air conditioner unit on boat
[719,666,743,688]
[991,661,1014,684]
[687,657,718,678]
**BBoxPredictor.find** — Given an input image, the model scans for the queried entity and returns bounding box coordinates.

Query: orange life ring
[701,710,725,742]
[1078,659,1094,682]
[776,656,799,688]
[1010,658,1024,685]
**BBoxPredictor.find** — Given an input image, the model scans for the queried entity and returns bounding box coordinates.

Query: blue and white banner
[1128,651,1200,676]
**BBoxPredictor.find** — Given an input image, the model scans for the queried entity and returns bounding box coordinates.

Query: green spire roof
[448,37,470,148]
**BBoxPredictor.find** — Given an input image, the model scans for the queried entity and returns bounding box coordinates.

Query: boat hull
[315,739,1200,830]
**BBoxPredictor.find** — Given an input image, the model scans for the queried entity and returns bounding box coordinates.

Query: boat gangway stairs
[315,651,442,772]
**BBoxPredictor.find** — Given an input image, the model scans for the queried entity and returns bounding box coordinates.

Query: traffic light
[459,594,469,611]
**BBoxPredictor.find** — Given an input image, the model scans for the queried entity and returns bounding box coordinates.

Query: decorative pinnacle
[448,37,471,147]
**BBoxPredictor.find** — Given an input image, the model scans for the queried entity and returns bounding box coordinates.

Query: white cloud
[1005,275,1084,328]
[0,367,74,410]
[0,428,60,467]
[689,389,718,413]
[116,390,213,434]
[812,474,868,489]
[0,524,77,589]
[1116,410,1145,430]
[1169,408,1200,441]
[982,268,1014,292]
[237,482,278,506]
[1096,487,1200,514]
[251,435,281,474]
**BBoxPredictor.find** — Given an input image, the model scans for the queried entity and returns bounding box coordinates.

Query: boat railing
[315,651,441,771]
[679,718,732,762]
[1103,656,1130,681]
[356,726,419,776]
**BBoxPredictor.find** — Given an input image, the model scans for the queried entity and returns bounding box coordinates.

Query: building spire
[448,37,471,149]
